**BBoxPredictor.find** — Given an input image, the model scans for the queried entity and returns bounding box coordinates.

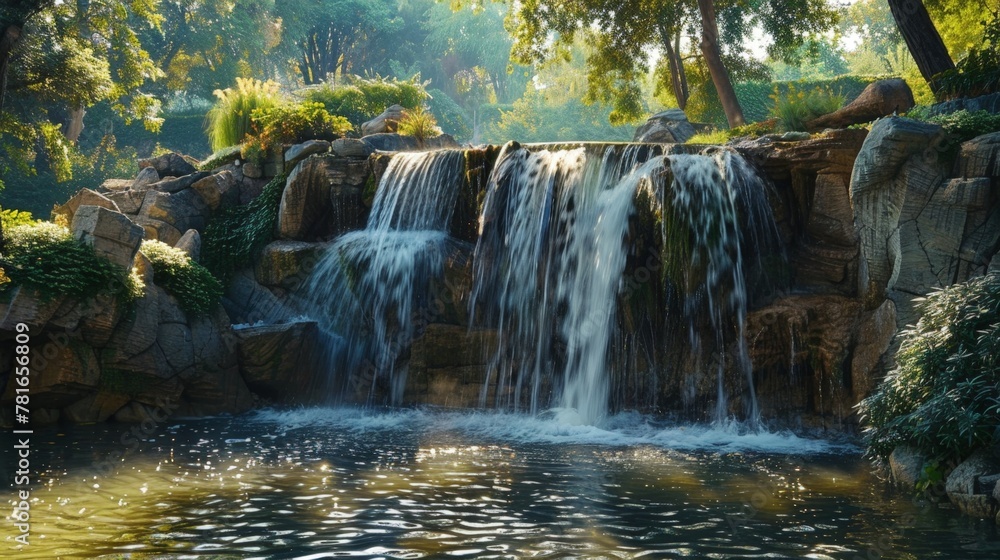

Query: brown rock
[134,216,183,246]
[278,155,368,240]
[190,171,238,211]
[807,173,856,246]
[139,152,197,178]
[254,240,327,289]
[138,189,212,233]
[71,206,145,269]
[148,172,211,194]
[1,340,100,409]
[851,299,896,399]
[235,321,321,401]
[52,188,121,223]
[62,391,132,424]
[361,104,405,136]
[807,79,915,131]
[106,189,146,215]
[0,287,66,331]
[132,166,160,190]
[175,229,201,261]
[956,131,1000,178]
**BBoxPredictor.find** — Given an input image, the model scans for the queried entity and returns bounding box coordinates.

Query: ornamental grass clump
[397,105,441,141]
[206,78,282,151]
[858,272,1000,464]
[770,83,844,132]
[139,239,223,317]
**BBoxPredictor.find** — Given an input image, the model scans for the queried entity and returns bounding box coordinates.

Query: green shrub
[687,76,878,127]
[426,88,471,141]
[858,272,1000,463]
[935,18,1000,101]
[397,105,442,141]
[685,130,731,145]
[239,101,352,164]
[0,209,36,230]
[926,110,1000,144]
[770,83,844,132]
[0,222,143,302]
[139,240,223,317]
[302,75,428,128]
[201,173,287,282]
[206,78,282,151]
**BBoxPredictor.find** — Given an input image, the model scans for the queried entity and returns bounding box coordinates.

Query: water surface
[4,407,999,558]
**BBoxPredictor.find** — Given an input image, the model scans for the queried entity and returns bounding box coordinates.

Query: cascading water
[301,140,781,427]
[471,144,668,424]
[302,150,466,404]
[472,143,781,426]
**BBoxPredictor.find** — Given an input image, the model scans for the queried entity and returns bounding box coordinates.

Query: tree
[504,0,837,128]
[886,0,954,87]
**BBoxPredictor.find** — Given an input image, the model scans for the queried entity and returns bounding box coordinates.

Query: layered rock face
[3,120,999,432]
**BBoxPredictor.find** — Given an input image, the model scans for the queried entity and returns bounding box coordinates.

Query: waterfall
[472,144,779,425]
[302,150,466,404]
[301,141,782,426]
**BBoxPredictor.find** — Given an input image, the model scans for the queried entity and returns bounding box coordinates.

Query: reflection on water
[3,407,1000,559]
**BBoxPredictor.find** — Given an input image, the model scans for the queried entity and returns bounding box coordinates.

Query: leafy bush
[426,88,471,141]
[935,19,1000,101]
[397,105,442,141]
[770,83,844,132]
[139,240,223,317]
[858,272,1000,463]
[687,76,878,127]
[201,173,287,282]
[206,78,282,151]
[302,75,428,128]
[926,110,1000,144]
[0,209,36,230]
[240,102,352,164]
[0,222,142,303]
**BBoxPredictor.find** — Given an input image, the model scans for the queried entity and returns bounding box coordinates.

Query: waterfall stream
[302,143,782,426]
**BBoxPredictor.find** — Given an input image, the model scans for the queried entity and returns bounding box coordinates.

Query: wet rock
[889,445,929,490]
[71,205,145,269]
[406,324,499,407]
[807,79,915,131]
[63,391,132,424]
[1,340,101,409]
[235,321,321,401]
[946,449,1000,519]
[633,109,696,143]
[361,104,405,136]
[277,154,368,240]
[139,152,197,178]
[52,188,121,223]
[223,270,296,325]
[254,240,327,289]
[851,299,896,398]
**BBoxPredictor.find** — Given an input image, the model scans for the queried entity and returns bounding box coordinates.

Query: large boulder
[0,287,66,331]
[175,229,201,261]
[106,190,146,215]
[807,79,915,131]
[361,104,405,136]
[52,188,121,223]
[139,152,197,178]
[0,340,101,409]
[138,188,212,234]
[255,240,327,289]
[849,117,947,304]
[890,445,930,490]
[132,166,160,190]
[277,154,369,240]
[190,170,238,211]
[361,133,459,153]
[235,321,321,401]
[285,139,331,168]
[147,171,212,194]
[946,449,1000,518]
[851,299,897,398]
[633,109,696,143]
[957,131,1000,178]
[71,205,145,269]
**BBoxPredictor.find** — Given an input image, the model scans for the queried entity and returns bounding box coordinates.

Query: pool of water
[4,407,999,558]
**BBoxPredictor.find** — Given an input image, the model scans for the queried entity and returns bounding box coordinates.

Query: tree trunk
[696,0,744,128]
[0,24,23,114]
[659,26,689,110]
[886,0,954,88]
